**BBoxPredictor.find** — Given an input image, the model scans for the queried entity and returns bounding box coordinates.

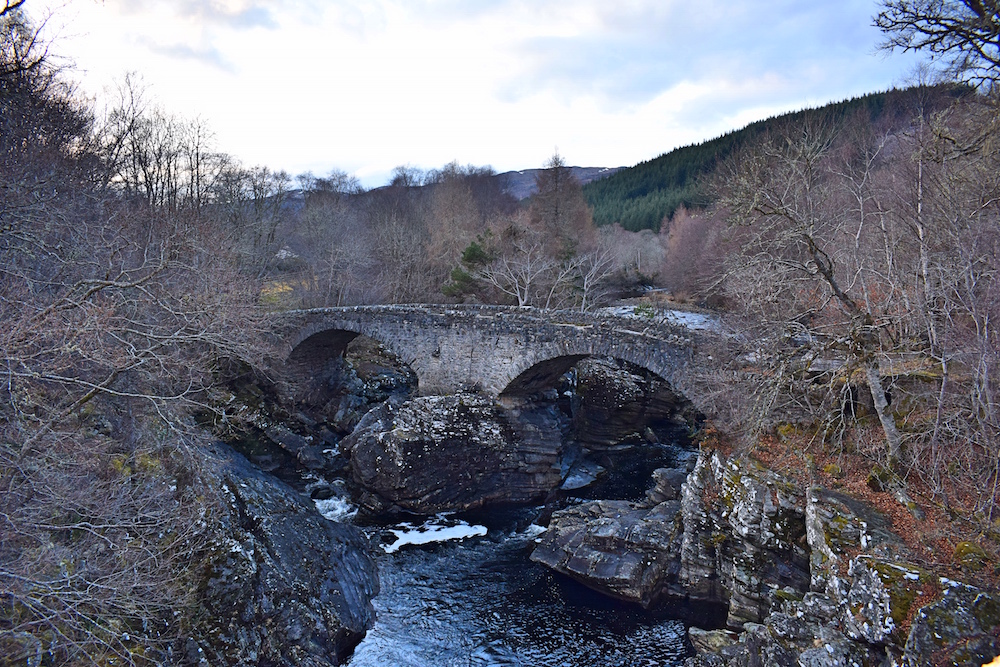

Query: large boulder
[530,499,682,607]
[571,357,693,448]
[186,444,378,667]
[341,394,564,514]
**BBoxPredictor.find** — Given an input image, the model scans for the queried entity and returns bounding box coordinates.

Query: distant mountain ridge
[499,166,622,200]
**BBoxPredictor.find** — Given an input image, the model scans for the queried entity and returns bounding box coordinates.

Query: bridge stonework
[279,305,700,398]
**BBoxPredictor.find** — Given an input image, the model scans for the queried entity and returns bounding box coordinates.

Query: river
[347,511,689,667]
[339,441,694,666]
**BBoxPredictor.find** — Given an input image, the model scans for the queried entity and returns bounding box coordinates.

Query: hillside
[583,84,970,232]
[499,166,622,200]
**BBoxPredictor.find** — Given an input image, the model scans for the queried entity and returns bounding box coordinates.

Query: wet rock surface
[571,357,696,449]
[185,443,378,667]
[529,460,700,610]
[341,394,564,514]
[530,499,683,608]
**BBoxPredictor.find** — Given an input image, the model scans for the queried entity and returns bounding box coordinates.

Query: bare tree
[212,161,291,278]
[472,227,556,307]
[0,1,44,79]
[899,101,1000,518]
[425,164,484,283]
[365,179,432,302]
[719,118,905,460]
[711,92,1000,526]
[0,13,271,663]
[876,0,1000,87]
[576,242,617,311]
[292,170,378,306]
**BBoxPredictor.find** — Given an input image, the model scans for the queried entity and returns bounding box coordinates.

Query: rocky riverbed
[183,339,1000,666]
[534,447,1000,666]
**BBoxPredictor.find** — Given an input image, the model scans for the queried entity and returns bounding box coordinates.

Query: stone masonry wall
[280,305,698,398]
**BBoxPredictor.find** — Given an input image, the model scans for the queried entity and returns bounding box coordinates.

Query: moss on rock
[954,542,988,571]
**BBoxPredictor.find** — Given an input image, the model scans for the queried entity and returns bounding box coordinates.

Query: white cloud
[32,0,924,187]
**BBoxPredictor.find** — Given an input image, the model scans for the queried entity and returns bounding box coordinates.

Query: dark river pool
[343,442,695,667]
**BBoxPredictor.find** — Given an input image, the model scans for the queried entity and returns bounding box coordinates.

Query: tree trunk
[865,362,903,463]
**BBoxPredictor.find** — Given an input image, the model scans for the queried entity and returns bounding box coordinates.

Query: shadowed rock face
[341,394,564,514]
[570,357,695,449]
[188,444,378,667]
[289,336,418,436]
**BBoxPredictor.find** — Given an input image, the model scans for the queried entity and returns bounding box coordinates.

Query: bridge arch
[280,305,699,401]
[496,339,686,398]
[286,321,419,392]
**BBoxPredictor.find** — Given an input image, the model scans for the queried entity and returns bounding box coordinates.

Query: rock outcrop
[691,454,811,629]
[684,577,1000,667]
[341,394,564,514]
[530,446,1000,667]
[185,444,378,667]
[682,477,1000,667]
[904,582,1000,666]
[533,452,810,625]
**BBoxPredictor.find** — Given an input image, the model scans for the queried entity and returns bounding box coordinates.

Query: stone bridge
[278,305,711,399]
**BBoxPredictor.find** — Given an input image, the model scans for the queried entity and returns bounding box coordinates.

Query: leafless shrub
[0,9,270,662]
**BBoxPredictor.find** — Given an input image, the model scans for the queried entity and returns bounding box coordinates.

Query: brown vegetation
[695,91,1000,532]
[1,5,273,663]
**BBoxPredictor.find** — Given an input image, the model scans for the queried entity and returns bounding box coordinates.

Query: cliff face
[184,444,379,667]
[531,448,1000,667]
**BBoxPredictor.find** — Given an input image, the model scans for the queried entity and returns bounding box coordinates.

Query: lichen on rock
[341,393,564,514]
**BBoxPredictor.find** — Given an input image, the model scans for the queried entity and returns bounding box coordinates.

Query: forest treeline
[583,84,971,232]
[2,0,1000,663]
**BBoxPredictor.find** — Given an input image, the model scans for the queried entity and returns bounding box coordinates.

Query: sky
[32,0,925,188]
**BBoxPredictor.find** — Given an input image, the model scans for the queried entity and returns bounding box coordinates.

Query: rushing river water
[343,442,694,667]
[347,511,689,667]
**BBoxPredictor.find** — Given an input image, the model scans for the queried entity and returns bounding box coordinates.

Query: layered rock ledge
[530,447,1000,667]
